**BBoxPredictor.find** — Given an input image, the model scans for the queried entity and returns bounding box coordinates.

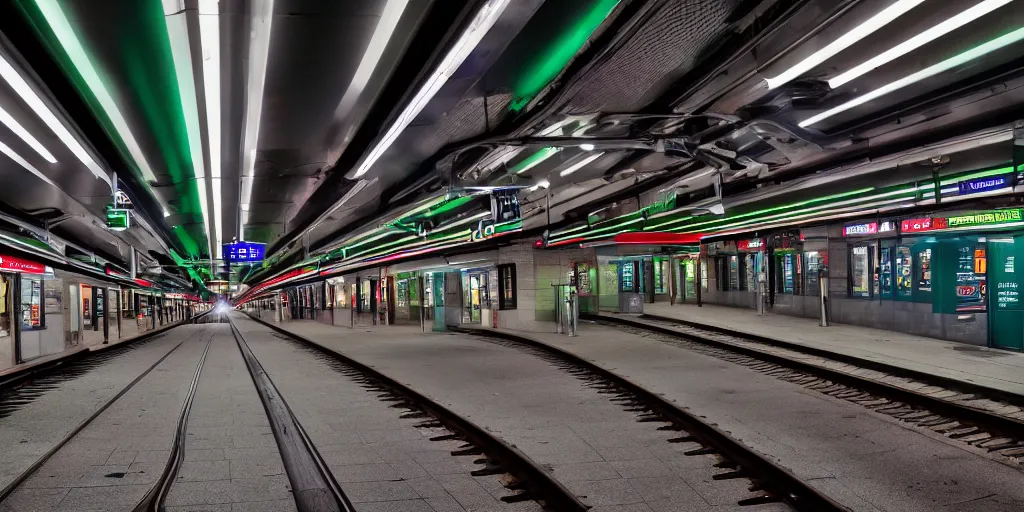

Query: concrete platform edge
[0,310,211,392]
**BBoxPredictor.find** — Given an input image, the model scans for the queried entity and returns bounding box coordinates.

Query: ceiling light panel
[559,152,603,177]
[0,140,58,187]
[765,0,927,89]
[199,0,222,257]
[334,0,409,121]
[800,25,1024,128]
[352,0,512,178]
[0,106,56,163]
[829,0,1013,89]
[0,53,110,183]
[239,0,275,240]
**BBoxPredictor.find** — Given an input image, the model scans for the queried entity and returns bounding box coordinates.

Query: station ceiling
[0,0,1020,291]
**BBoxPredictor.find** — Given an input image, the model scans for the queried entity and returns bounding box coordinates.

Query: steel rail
[243,313,588,511]
[589,313,1024,451]
[450,324,848,512]
[228,316,356,512]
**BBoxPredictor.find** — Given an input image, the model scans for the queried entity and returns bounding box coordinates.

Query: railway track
[448,325,847,512]
[0,323,213,504]
[245,313,588,512]
[588,313,1024,463]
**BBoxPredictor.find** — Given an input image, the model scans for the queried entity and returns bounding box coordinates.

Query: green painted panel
[988,239,1022,350]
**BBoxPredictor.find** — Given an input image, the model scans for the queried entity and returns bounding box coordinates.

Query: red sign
[901,217,947,233]
[737,238,766,251]
[0,255,46,274]
[957,285,978,297]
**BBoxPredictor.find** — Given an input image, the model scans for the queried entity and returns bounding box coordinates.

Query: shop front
[701,238,764,309]
[0,254,66,369]
[828,209,1024,347]
[460,267,494,326]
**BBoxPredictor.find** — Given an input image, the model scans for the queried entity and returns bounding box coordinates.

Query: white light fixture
[765,0,926,89]
[163,209,171,217]
[164,5,213,259]
[0,107,56,163]
[33,0,158,183]
[334,0,409,121]
[801,26,1024,127]
[579,143,595,151]
[239,0,274,241]
[353,0,512,178]
[199,0,222,257]
[0,53,113,182]
[559,152,603,177]
[529,179,550,192]
[0,140,57,187]
[829,0,1013,89]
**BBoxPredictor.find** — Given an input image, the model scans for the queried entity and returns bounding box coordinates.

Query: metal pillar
[818,269,830,327]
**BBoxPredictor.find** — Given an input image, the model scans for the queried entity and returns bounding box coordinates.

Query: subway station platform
[629,303,1024,399]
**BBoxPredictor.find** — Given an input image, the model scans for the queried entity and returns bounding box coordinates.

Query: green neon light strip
[32,0,158,183]
[509,0,620,111]
[513,147,560,174]
[551,187,875,242]
[554,186,877,242]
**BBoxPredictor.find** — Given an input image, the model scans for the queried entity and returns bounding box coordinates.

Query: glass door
[470,274,482,323]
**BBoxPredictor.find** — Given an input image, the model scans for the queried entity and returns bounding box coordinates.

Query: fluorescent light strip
[0,141,58,187]
[0,50,108,182]
[334,0,409,121]
[353,0,512,178]
[829,0,1013,88]
[164,8,213,258]
[239,0,275,240]
[802,26,1024,127]
[765,0,926,89]
[0,106,56,162]
[33,0,158,182]
[559,152,603,177]
[199,0,222,258]
[515,147,560,174]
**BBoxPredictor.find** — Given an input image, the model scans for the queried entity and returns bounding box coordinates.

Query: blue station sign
[223,241,266,263]
[958,174,1011,196]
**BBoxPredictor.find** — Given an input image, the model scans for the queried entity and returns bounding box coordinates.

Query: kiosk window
[776,253,797,294]
[744,254,757,291]
[895,246,913,298]
[805,251,825,296]
[728,256,740,291]
[654,259,665,294]
[916,247,932,292]
[498,264,517,310]
[700,257,708,290]
[879,247,893,298]
[850,246,872,298]
[358,280,371,312]
[424,273,434,307]
[21,275,44,330]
